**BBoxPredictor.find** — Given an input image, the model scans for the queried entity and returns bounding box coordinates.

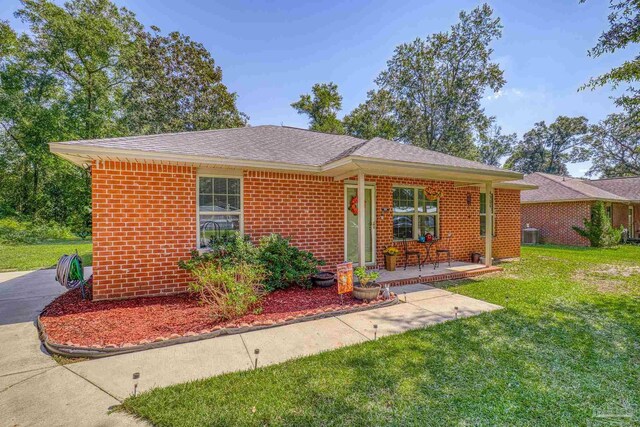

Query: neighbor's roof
[521,172,637,203]
[586,176,640,202]
[49,125,523,182]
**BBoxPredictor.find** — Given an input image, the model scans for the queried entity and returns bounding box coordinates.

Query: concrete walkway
[0,271,501,426]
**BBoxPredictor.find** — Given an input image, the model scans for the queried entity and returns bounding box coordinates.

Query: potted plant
[311,271,336,287]
[383,247,400,271]
[352,266,381,301]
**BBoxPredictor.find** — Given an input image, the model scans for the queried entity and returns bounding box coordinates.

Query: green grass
[0,240,92,271]
[122,245,640,426]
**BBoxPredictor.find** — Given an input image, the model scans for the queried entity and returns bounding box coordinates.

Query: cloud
[485,88,524,101]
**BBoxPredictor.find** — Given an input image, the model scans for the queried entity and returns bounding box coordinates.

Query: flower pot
[311,271,336,288]
[384,254,397,271]
[471,252,481,264]
[352,284,381,301]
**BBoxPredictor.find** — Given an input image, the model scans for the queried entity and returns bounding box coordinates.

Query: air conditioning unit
[522,227,539,245]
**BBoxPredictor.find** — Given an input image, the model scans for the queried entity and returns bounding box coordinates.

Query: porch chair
[434,232,453,269]
[402,237,422,271]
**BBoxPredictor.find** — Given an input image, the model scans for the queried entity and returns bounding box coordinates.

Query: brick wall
[92,166,522,300]
[521,202,591,246]
[92,161,196,300]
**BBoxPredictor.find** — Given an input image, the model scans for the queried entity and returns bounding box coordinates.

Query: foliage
[121,26,247,134]
[505,116,589,174]
[477,122,516,166]
[581,0,639,110]
[343,89,397,140]
[291,82,344,134]
[257,234,324,292]
[382,247,400,256]
[353,266,380,287]
[0,239,92,271]
[375,4,504,160]
[0,0,247,231]
[572,201,624,247]
[584,109,640,177]
[208,234,259,266]
[0,217,76,244]
[186,261,264,321]
[123,245,640,426]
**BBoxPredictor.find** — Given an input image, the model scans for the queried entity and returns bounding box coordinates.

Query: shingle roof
[521,172,632,203]
[51,125,520,177]
[586,176,640,201]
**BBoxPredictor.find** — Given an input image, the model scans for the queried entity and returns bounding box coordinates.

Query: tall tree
[375,4,504,159]
[581,0,640,110]
[291,82,344,134]
[343,89,397,140]
[505,116,589,175]
[121,26,247,134]
[585,110,640,177]
[477,121,516,167]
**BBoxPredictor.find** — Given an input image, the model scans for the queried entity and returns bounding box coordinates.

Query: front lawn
[122,245,640,426]
[0,240,92,272]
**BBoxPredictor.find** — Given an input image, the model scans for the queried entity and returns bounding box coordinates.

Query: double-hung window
[480,192,496,237]
[198,176,241,248]
[393,187,439,240]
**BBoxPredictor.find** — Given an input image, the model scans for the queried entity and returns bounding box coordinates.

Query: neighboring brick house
[521,172,640,246]
[51,126,532,300]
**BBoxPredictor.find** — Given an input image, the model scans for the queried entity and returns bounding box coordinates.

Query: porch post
[485,181,493,267]
[357,171,366,267]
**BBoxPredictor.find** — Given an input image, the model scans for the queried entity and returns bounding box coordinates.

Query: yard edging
[37,295,399,359]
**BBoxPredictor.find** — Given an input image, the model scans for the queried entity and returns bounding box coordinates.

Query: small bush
[208,234,258,266]
[186,261,264,321]
[258,234,324,291]
[572,201,624,248]
[0,217,76,244]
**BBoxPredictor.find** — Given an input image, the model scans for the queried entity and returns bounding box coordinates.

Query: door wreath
[349,195,365,215]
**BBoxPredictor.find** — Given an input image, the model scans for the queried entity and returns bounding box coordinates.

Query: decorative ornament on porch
[349,196,360,215]
[383,247,400,271]
[423,187,443,201]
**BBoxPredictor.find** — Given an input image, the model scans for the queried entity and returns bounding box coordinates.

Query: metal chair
[402,237,422,271]
[434,232,452,269]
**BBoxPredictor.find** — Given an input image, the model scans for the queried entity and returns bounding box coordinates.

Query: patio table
[419,238,439,268]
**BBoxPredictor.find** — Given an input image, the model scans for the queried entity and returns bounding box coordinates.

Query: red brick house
[521,172,640,246]
[50,126,532,300]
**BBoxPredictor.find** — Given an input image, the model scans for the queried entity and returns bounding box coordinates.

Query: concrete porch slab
[393,285,453,302]
[240,316,368,367]
[337,302,447,339]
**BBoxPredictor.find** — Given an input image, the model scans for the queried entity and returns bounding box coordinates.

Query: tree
[343,89,397,140]
[585,110,640,177]
[291,82,344,134]
[572,201,623,247]
[121,27,247,134]
[581,0,640,110]
[477,122,516,166]
[505,116,589,174]
[375,4,504,159]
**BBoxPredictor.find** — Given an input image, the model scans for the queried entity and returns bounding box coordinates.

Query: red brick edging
[378,266,503,287]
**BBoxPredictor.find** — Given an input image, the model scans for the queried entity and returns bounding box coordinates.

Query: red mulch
[40,284,383,348]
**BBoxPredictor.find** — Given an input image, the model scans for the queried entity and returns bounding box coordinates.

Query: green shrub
[0,217,76,244]
[258,234,324,291]
[572,201,624,248]
[186,261,264,321]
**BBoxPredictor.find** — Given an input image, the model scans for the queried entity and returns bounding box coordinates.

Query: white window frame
[392,185,439,241]
[196,173,244,248]
[480,191,496,237]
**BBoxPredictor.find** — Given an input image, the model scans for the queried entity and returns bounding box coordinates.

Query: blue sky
[1,0,632,176]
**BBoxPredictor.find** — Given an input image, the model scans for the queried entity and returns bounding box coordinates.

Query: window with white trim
[393,187,439,240]
[480,192,496,237]
[198,176,241,248]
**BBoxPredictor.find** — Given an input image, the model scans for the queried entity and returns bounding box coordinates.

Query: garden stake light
[373,324,378,340]
[132,372,140,397]
[454,306,459,319]
[403,292,407,303]
[254,348,260,369]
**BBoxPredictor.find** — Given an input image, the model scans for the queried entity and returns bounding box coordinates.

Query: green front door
[345,186,375,265]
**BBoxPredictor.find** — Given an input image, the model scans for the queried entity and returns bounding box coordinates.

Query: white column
[357,171,366,267]
[485,181,493,267]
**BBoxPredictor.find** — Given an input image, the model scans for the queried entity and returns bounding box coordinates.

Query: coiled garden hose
[55,252,88,299]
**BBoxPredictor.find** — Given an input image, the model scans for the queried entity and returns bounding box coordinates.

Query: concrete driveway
[0,268,145,427]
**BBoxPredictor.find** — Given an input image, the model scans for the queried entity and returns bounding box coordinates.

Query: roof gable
[521,172,631,203]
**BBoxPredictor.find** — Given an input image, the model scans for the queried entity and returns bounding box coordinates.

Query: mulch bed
[40,284,389,349]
